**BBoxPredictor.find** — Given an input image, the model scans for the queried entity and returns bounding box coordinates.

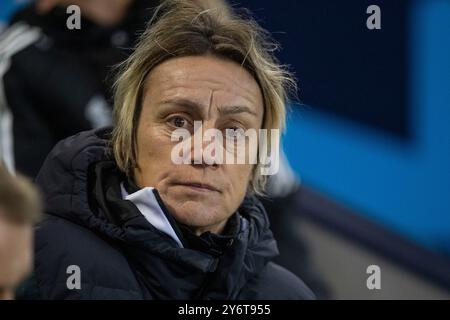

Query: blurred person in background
[0,164,41,300]
[0,0,158,177]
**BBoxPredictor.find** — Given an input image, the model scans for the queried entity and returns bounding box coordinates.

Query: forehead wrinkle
[157,81,258,114]
[145,57,263,119]
[190,74,261,108]
[166,61,260,105]
[207,89,214,120]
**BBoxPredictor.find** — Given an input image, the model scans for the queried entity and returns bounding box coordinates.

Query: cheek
[138,122,170,151]
[224,164,253,199]
[138,119,176,159]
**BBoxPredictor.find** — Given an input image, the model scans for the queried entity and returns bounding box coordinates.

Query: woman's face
[134,55,264,235]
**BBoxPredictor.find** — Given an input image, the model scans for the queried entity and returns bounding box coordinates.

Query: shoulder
[0,22,44,77]
[239,262,316,300]
[0,22,42,58]
[32,215,142,299]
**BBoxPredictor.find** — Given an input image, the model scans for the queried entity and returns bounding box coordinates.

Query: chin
[166,198,227,230]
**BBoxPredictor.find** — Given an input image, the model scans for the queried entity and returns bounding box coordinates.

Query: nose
[190,120,222,167]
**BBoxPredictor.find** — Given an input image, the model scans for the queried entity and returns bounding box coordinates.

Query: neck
[189,219,228,236]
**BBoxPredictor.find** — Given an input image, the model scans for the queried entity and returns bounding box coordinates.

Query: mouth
[175,182,220,193]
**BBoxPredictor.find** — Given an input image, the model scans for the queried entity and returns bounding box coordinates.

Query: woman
[26,0,315,299]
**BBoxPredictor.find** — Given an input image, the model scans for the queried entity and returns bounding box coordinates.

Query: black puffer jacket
[26,128,315,300]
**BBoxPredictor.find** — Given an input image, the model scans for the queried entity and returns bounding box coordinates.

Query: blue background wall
[282,0,450,254]
[0,0,30,27]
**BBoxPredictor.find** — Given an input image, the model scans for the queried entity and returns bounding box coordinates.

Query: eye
[168,116,190,129]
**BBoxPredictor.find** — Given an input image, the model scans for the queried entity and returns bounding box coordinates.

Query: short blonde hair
[112,0,296,194]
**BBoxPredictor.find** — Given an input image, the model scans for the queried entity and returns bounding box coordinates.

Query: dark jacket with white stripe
[0,3,155,177]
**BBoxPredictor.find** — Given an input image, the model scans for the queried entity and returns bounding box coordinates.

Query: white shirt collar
[120,183,184,248]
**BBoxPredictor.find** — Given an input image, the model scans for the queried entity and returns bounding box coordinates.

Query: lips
[175,182,220,192]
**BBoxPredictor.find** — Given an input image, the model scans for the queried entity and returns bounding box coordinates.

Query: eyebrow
[160,98,259,117]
